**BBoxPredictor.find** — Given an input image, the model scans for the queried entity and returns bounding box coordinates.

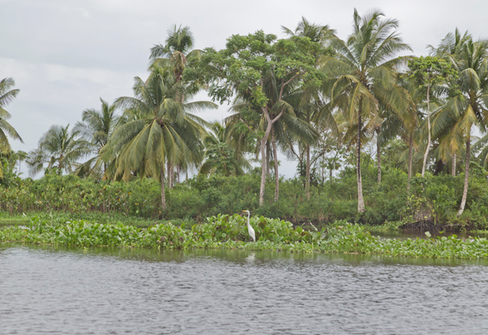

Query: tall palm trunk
[160,169,166,210]
[452,153,456,176]
[271,128,279,202]
[306,144,310,200]
[422,85,431,177]
[376,127,381,185]
[357,111,365,213]
[458,133,470,216]
[167,162,174,189]
[407,132,413,192]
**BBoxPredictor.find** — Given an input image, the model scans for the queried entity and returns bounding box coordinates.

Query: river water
[1,245,488,334]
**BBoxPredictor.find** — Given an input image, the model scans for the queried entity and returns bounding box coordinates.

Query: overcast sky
[2,0,487,177]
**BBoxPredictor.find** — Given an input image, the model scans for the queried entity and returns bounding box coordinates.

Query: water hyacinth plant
[2,215,488,259]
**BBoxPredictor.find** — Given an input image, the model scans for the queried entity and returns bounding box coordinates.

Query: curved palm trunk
[457,134,470,216]
[357,113,365,213]
[422,85,431,177]
[376,128,381,185]
[407,132,413,192]
[271,128,279,202]
[160,169,166,210]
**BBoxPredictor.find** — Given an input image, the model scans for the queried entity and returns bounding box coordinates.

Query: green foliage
[3,217,488,259]
[3,161,488,229]
[184,31,325,107]
[0,77,23,154]
[407,56,458,93]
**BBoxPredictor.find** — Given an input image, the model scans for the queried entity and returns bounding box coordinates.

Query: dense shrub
[2,162,488,228]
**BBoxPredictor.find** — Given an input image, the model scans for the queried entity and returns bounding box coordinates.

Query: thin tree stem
[458,133,471,216]
[357,107,365,213]
[407,132,413,192]
[422,84,431,177]
[272,128,279,202]
[376,128,381,185]
[160,169,166,211]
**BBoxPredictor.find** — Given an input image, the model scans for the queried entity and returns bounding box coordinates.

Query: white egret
[242,210,255,242]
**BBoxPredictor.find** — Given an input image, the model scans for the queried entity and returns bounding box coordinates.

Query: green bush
[2,162,488,228]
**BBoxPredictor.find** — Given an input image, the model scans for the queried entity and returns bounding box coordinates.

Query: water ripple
[1,245,488,334]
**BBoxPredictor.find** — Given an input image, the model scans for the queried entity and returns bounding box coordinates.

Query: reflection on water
[1,244,488,334]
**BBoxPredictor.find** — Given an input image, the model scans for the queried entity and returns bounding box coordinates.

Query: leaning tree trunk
[357,112,365,213]
[271,128,279,202]
[422,85,431,177]
[259,106,285,206]
[457,134,471,216]
[258,76,296,206]
[452,153,456,176]
[160,169,166,211]
[376,127,381,185]
[407,132,413,192]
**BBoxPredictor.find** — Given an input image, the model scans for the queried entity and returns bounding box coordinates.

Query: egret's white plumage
[242,210,255,242]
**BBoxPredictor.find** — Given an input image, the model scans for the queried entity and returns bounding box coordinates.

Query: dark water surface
[1,245,488,334]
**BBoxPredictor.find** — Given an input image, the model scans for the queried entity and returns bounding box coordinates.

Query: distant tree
[150,25,201,84]
[199,122,250,177]
[74,98,120,177]
[0,77,23,178]
[150,25,203,186]
[27,124,91,176]
[407,56,457,177]
[320,9,412,213]
[283,17,336,198]
[430,32,488,216]
[101,65,216,210]
[185,31,323,206]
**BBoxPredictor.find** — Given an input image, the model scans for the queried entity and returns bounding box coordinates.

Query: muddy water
[1,245,488,334]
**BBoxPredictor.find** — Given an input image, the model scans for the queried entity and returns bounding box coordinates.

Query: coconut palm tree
[282,17,335,46]
[199,121,250,177]
[319,9,412,213]
[74,98,121,177]
[0,77,23,153]
[101,65,217,210]
[27,124,92,176]
[430,33,488,216]
[150,25,203,185]
[282,18,336,198]
[150,25,201,84]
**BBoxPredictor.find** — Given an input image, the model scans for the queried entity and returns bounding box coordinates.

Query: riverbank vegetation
[2,156,488,230]
[1,215,488,259]
[2,10,488,233]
